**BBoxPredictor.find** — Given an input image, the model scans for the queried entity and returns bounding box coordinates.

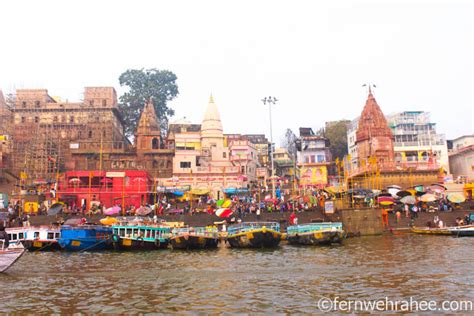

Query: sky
[0,0,472,145]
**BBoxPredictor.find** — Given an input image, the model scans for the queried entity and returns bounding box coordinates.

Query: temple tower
[200,95,224,152]
[135,98,162,152]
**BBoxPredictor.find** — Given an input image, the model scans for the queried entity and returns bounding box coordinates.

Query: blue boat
[286,222,344,246]
[57,225,113,251]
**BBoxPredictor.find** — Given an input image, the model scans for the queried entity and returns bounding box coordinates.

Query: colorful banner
[299,166,328,186]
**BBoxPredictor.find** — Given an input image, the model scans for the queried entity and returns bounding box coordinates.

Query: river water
[1,233,474,314]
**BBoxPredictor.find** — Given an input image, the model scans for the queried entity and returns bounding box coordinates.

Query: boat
[0,241,26,273]
[448,225,474,237]
[111,224,171,250]
[286,222,344,246]
[226,222,282,248]
[6,226,61,251]
[170,226,219,250]
[410,226,451,235]
[57,225,113,251]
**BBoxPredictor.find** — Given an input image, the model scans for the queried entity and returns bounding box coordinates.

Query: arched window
[152,137,159,149]
[88,130,93,139]
[153,160,158,168]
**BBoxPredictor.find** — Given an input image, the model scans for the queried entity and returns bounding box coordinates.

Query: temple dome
[201,95,223,139]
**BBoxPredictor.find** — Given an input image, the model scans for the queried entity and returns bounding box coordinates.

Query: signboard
[299,166,328,186]
[69,143,79,149]
[324,201,334,214]
[106,172,126,178]
[256,168,267,178]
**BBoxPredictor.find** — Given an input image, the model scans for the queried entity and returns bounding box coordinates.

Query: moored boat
[111,224,171,250]
[287,222,344,246]
[57,225,113,251]
[226,222,282,248]
[448,225,474,237]
[170,226,219,250]
[6,226,61,251]
[411,226,451,235]
[0,241,26,273]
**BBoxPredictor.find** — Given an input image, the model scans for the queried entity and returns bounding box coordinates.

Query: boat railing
[227,222,280,234]
[172,226,219,238]
[287,222,343,235]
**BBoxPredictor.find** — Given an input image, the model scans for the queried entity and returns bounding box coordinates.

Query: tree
[317,120,350,161]
[281,128,298,159]
[118,68,179,137]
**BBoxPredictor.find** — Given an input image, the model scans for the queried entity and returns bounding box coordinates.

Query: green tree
[118,68,179,137]
[317,120,350,161]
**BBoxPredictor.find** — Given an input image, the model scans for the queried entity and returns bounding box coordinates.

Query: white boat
[0,242,25,273]
[447,225,474,237]
[6,226,61,251]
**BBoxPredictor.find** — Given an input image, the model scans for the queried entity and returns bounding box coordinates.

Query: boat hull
[411,227,451,235]
[113,237,169,250]
[0,244,25,273]
[287,230,344,246]
[58,238,113,251]
[449,226,474,237]
[227,229,281,248]
[170,235,219,250]
[22,240,62,251]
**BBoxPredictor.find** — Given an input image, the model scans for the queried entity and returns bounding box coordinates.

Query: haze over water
[1,234,473,314]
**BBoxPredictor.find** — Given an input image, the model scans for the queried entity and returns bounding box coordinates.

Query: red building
[57,170,152,209]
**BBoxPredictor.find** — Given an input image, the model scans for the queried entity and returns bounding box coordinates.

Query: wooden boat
[287,222,344,246]
[411,226,451,235]
[448,225,474,237]
[6,226,61,251]
[226,222,282,248]
[111,224,171,250]
[170,226,219,250]
[57,225,113,251]
[0,241,26,273]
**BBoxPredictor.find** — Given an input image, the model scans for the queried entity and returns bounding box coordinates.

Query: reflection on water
[2,234,474,313]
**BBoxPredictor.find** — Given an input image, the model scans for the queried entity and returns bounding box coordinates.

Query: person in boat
[438,219,444,228]
[0,223,9,248]
[289,211,297,226]
[464,214,470,225]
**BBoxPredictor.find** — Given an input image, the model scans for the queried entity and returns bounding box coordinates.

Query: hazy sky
[1,0,472,144]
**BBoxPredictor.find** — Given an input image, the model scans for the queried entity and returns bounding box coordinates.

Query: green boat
[111,224,171,250]
[286,222,344,246]
[170,226,220,250]
[226,222,282,248]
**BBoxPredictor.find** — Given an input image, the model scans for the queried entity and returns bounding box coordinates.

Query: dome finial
[209,93,214,104]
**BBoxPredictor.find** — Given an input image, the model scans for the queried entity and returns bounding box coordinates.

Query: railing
[349,161,441,177]
[287,222,343,234]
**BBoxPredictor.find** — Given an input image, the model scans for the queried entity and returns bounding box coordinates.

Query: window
[34,117,39,123]
[21,117,25,123]
[102,99,107,107]
[241,166,245,173]
[35,100,40,107]
[180,161,191,168]
[88,131,93,139]
[317,155,325,163]
[69,116,74,123]
[53,116,58,122]
[152,137,159,149]
[223,152,226,158]
[89,100,94,106]
[153,160,158,168]
[22,101,27,107]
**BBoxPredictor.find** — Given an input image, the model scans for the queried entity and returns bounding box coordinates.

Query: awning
[189,188,210,195]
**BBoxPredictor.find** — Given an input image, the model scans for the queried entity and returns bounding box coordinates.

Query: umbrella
[401,195,416,205]
[387,185,402,190]
[413,185,424,192]
[136,206,152,216]
[104,206,121,216]
[64,218,84,225]
[420,193,437,202]
[447,193,466,204]
[215,208,233,218]
[415,191,426,197]
[216,199,224,207]
[100,216,118,226]
[222,200,232,208]
[378,196,394,206]
[387,187,400,197]
[48,202,63,215]
[431,183,447,190]
[396,190,412,198]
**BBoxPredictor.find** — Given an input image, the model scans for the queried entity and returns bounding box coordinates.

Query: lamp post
[262,96,278,199]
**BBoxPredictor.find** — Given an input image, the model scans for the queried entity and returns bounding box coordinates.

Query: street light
[261,96,278,199]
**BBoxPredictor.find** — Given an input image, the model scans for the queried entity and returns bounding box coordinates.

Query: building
[348,90,441,188]
[387,111,449,173]
[165,96,256,198]
[10,87,173,185]
[273,147,294,179]
[296,127,331,188]
[346,117,359,170]
[242,134,271,168]
[449,135,474,182]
